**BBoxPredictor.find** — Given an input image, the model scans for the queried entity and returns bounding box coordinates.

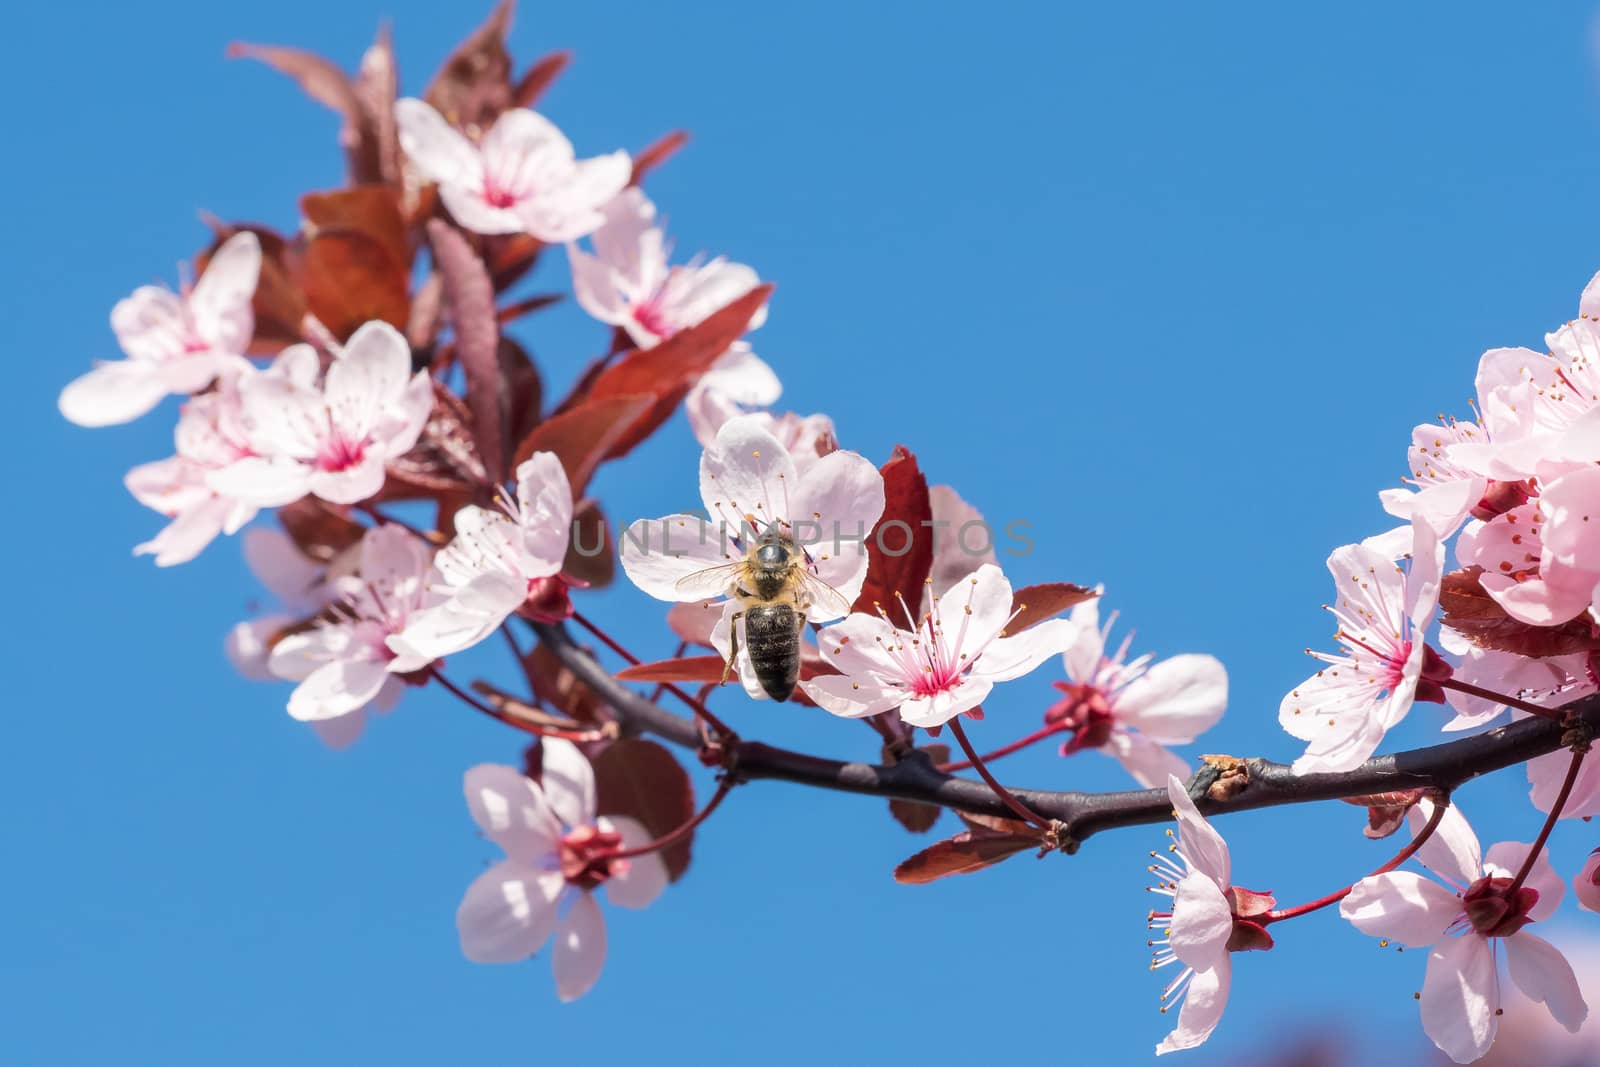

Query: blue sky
[10,2,1600,1064]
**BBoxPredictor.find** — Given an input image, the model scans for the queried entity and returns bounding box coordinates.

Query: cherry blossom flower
[1045,593,1227,787]
[456,744,666,1001]
[800,564,1075,728]
[1457,498,1598,628]
[121,350,318,566]
[59,231,260,427]
[619,415,885,621]
[217,321,433,508]
[1341,808,1587,1063]
[1578,851,1600,914]
[388,452,575,664]
[1147,775,1274,1055]
[1378,417,1490,538]
[1279,517,1447,774]
[925,485,997,605]
[395,98,629,240]
[266,524,439,735]
[688,403,835,477]
[225,527,337,682]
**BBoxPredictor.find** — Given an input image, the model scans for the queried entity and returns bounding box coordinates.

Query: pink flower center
[632,300,678,340]
[1459,876,1540,939]
[316,431,368,473]
[1047,682,1116,753]
[482,175,522,210]
[559,825,627,891]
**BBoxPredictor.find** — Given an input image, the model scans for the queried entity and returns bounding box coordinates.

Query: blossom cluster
[60,7,1600,1064]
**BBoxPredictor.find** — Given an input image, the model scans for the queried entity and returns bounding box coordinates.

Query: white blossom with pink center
[1279,517,1445,774]
[217,321,433,507]
[388,452,574,664]
[1047,593,1227,788]
[1379,416,1491,538]
[1577,851,1600,914]
[122,349,318,566]
[456,743,666,1001]
[266,524,439,734]
[618,415,885,622]
[59,231,261,427]
[1341,805,1587,1064]
[1456,498,1599,628]
[800,564,1075,728]
[396,98,629,241]
[1147,775,1274,1055]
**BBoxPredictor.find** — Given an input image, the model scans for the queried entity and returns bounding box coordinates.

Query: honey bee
[673,525,852,701]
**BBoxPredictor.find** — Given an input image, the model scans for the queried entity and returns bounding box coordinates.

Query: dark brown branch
[531,621,1600,852]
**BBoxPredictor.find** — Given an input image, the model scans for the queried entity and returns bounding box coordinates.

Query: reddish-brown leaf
[300,231,410,341]
[888,743,950,834]
[564,498,615,589]
[227,42,381,183]
[1341,790,1427,840]
[630,130,690,186]
[277,498,366,563]
[484,233,545,291]
[423,0,514,132]
[893,826,1042,885]
[852,446,933,614]
[301,186,410,270]
[355,23,402,184]
[511,49,572,108]
[1007,582,1097,634]
[1439,566,1600,657]
[512,394,654,496]
[527,643,607,725]
[589,284,772,403]
[499,336,543,449]
[427,220,504,484]
[616,653,836,684]
[592,738,696,882]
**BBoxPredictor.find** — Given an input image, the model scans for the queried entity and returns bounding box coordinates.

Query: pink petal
[206,456,312,509]
[1154,958,1231,1056]
[134,495,237,567]
[1483,842,1563,920]
[1575,851,1600,913]
[395,97,482,187]
[1421,934,1499,1064]
[58,360,170,427]
[1165,775,1231,888]
[1061,594,1105,683]
[226,614,290,681]
[1505,931,1588,1033]
[553,890,607,1001]
[309,710,367,750]
[1528,746,1600,820]
[618,515,737,602]
[1167,872,1233,971]
[538,738,596,830]
[698,416,799,536]
[188,230,260,354]
[439,184,528,236]
[567,243,630,326]
[600,816,667,910]
[242,527,324,607]
[1407,799,1482,890]
[456,861,563,964]
[285,655,390,722]
[308,455,387,506]
[1339,871,1458,948]
[514,451,575,572]
[462,763,560,860]
[1104,730,1190,789]
[799,673,903,720]
[326,321,411,441]
[1115,654,1228,741]
[789,448,885,609]
[971,618,1076,684]
[897,677,994,729]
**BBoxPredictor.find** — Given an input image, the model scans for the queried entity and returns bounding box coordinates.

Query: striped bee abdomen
[744,603,802,702]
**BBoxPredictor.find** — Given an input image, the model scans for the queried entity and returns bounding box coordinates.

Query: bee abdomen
[744,604,801,702]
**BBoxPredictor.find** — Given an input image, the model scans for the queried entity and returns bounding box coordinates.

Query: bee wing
[672,561,748,601]
[795,570,854,618]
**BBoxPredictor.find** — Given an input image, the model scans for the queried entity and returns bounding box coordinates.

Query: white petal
[1339,872,1458,948]
[1408,799,1483,890]
[456,862,563,964]
[309,456,387,506]
[618,515,737,602]
[1483,841,1563,920]
[514,451,575,573]
[463,764,561,859]
[600,816,668,910]
[395,97,483,187]
[189,230,260,354]
[285,656,390,721]
[552,890,607,1001]
[699,416,799,535]
[799,673,903,720]
[1104,730,1190,789]
[1505,931,1588,1033]
[1421,934,1499,1064]
[1154,959,1231,1056]
[539,738,596,829]
[971,618,1077,684]
[58,361,170,427]
[896,677,993,729]
[1167,872,1233,971]
[790,448,886,606]
[1165,775,1230,889]
[1115,654,1228,742]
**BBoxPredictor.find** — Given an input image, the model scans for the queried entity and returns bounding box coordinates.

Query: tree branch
[530,621,1600,851]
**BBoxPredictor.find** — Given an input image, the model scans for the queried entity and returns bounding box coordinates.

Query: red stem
[1262,796,1451,924]
[571,611,737,741]
[1508,746,1587,893]
[939,722,1068,773]
[1440,678,1564,723]
[601,776,736,863]
[947,716,1049,830]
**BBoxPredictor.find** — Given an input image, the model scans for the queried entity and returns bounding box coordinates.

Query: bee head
[753,527,796,568]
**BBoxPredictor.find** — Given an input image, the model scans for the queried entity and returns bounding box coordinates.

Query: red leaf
[277,498,365,563]
[615,653,836,685]
[1007,582,1097,634]
[1439,566,1600,657]
[893,827,1041,885]
[427,220,504,484]
[592,739,696,882]
[198,222,306,355]
[512,394,653,496]
[630,130,690,186]
[301,186,410,271]
[512,49,572,108]
[888,743,950,834]
[852,446,933,615]
[1341,790,1427,840]
[585,284,773,462]
[423,0,514,132]
[300,231,410,341]
[499,336,543,449]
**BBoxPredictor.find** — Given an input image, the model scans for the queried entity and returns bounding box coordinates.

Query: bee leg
[721,611,744,687]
